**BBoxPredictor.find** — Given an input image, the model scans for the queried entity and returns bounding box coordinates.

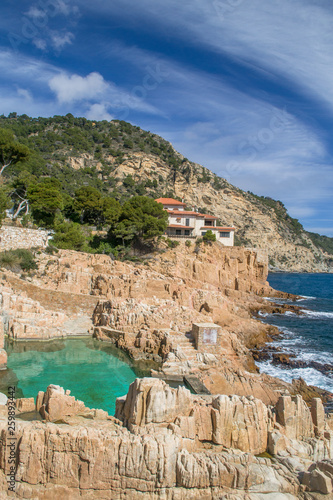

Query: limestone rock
[211,394,269,454]
[275,395,315,440]
[302,466,333,494]
[16,398,35,413]
[311,398,326,436]
[116,378,192,427]
[38,385,89,421]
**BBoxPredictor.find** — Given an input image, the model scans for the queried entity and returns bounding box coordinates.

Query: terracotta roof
[155,198,186,206]
[168,225,194,229]
[201,226,235,231]
[167,210,205,216]
[202,214,218,220]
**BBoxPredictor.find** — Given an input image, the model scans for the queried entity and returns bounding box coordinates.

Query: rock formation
[0,380,332,498]
[0,243,327,405]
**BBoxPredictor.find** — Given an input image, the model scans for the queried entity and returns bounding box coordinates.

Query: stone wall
[0,226,50,251]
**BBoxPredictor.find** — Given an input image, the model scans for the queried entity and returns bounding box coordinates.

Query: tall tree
[74,186,102,224]
[113,196,168,243]
[0,128,30,175]
[27,179,64,226]
[101,197,121,226]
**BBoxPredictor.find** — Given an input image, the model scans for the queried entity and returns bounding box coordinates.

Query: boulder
[116,377,192,427]
[38,385,89,422]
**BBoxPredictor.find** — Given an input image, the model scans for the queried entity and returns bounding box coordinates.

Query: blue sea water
[257,273,333,392]
[1,338,141,415]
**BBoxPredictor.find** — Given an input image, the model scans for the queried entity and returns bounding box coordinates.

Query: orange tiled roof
[168,224,194,229]
[201,214,218,219]
[200,226,235,231]
[155,198,186,206]
[167,210,205,216]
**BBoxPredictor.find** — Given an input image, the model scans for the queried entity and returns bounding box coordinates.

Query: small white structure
[155,198,235,246]
[192,322,222,351]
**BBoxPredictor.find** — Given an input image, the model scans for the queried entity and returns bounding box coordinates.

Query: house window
[185,218,190,226]
[201,231,207,236]
[220,232,230,238]
[204,220,213,226]
[184,229,190,235]
[176,229,182,235]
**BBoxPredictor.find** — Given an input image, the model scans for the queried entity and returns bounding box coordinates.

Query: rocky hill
[1,113,332,272]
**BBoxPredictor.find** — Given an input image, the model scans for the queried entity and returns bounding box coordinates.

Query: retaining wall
[0,226,50,251]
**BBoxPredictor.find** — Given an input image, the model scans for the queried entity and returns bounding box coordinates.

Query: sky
[1,0,333,236]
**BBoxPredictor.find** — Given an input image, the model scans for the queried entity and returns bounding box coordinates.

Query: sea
[257,273,333,394]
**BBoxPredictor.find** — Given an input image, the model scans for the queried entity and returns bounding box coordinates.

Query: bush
[52,221,86,250]
[185,240,192,247]
[202,230,216,243]
[166,238,180,248]
[45,245,59,255]
[0,249,37,272]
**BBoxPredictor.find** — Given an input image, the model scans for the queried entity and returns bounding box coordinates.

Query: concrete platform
[184,375,211,395]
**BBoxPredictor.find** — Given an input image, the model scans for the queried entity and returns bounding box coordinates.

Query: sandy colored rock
[38,385,89,422]
[211,394,269,454]
[16,398,35,413]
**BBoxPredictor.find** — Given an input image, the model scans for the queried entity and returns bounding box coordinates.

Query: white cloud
[16,88,33,102]
[32,38,47,51]
[49,72,109,103]
[86,103,113,121]
[50,31,75,50]
[26,0,78,19]
[25,6,46,19]
[48,69,163,116]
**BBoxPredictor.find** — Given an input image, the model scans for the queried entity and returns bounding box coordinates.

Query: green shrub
[52,221,86,250]
[185,240,192,247]
[0,249,37,272]
[202,230,216,243]
[166,238,180,248]
[45,245,59,255]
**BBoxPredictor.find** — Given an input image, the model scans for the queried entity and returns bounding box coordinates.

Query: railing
[166,234,197,239]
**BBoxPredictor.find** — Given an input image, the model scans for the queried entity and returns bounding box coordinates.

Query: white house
[155,198,235,246]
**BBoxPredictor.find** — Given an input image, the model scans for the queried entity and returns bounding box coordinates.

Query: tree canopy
[0,128,30,175]
[27,179,64,226]
[113,196,168,242]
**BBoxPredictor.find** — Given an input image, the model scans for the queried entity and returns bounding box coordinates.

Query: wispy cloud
[50,31,74,50]
[1,0,333,235]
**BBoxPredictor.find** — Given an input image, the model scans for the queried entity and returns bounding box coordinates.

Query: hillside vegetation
[0,112,332,271]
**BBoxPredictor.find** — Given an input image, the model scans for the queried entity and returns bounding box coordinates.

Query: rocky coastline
[0,380,333,498]
[0,240,332,497]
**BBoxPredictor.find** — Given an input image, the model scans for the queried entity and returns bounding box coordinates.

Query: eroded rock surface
[0,381,332,499]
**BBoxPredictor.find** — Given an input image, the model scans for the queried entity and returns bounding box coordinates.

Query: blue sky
[1,0,333,236]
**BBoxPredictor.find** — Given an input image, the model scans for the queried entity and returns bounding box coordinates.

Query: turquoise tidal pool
[0,338,153,415]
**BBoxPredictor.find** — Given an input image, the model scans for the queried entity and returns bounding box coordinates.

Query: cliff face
[109,152,332,272]
[0,380,332,499]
